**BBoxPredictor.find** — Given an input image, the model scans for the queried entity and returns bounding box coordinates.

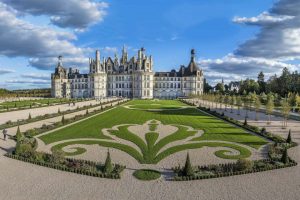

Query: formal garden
[6,99,298,181]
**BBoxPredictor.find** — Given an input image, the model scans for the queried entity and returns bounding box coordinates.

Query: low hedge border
[172,159,298,181]
[5,153,124,179]
[0,98,122,130]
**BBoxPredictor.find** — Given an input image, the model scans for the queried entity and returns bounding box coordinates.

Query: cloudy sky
[0,0,299,89]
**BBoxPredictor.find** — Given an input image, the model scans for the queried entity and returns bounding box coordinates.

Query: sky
[0,0,300,89]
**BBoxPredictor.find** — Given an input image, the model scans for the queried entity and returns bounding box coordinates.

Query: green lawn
[40,99,268,163]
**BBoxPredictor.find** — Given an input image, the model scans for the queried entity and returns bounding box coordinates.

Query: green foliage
[286,129,292,144]
[133,169,161,181]
[15,143,35,158]
[16,126,23,142]
[183,152,194,176]
[51,149,65,164]
[104,150,113,174]
[243,117,248,126]
[28,113,32,120]
[61,115,65,124]
[281,148,289,164]
[236,159,253,171]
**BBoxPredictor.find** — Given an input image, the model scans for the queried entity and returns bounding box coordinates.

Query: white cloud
[234,0,300,60]
[101,47,118,53]
[0,68,15,75]
[28,57,89,70]
[20,73,49,80]
[5,0,108,30]
[199,54,299,84]
[0,2,92,70]
[6,79,50,85]
[233,12,294,26]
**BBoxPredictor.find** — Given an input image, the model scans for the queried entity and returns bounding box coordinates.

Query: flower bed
[172,158,297,181]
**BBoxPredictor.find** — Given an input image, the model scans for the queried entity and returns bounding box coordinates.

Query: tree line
[0,88,51,98]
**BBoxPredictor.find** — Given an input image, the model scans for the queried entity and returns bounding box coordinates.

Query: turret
[96,50,100,72]
[191,49,195,62]
[121,45,128,64]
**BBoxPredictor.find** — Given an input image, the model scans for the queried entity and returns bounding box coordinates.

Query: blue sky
[0,0,300,89]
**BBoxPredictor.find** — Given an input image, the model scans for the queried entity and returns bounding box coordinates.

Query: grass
[127,99,187,110]
[133,169,161,181]
[41,99,268,163]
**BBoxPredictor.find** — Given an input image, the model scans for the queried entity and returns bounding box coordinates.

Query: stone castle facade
[51,47,204,99]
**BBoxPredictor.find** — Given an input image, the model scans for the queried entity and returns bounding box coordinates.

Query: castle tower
[121,45,128,65]
[96,50,100,72]
[51,56,69,98]
[91,50,107,100]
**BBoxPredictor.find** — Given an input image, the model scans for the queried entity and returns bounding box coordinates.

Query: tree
[86,109,89,115]
[28,113,32,120]
[215,83,225,93]
[104,150,113,174]
[281,99,291,128]
[266,95,274,124]
[286,129,292,144]
[204,79,213,93]
[288,93,297,112]
[183,152,194,176]
[218,95,224,109]
[254,96,261,121]
[16,126,23,142]
[230,96,235,113]
[257,71,266,93]
[296,94,300,113]
[281,148,289,164]
[236,95,242,115]
[61,115,65,124]
[224,95,229,111]
[243,117,248,126]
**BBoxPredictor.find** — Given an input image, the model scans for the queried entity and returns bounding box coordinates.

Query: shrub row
[5,153,123,179]
[172,160,297,181]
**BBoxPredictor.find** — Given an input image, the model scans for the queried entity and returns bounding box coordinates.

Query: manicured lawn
[40,99,268,163]
[127,100,187,110]
[133,169,161,181]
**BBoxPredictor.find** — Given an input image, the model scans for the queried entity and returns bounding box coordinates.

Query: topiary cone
[183,152,194,176]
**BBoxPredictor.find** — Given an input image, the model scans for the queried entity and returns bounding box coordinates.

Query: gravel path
[0,100,299,200]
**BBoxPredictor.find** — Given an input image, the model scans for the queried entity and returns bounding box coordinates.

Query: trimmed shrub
[183,152,194,176]
[286,129,292,144]
[281,148,289,164]
[236,159,253,171]
[243,117,248,126]
[104,150,113,174]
